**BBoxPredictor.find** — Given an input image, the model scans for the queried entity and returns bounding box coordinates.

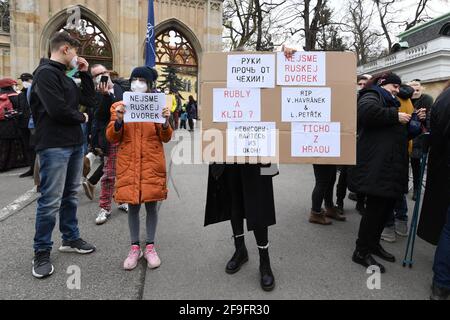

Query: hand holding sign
[123,92,166,124]
[115,104,125,123]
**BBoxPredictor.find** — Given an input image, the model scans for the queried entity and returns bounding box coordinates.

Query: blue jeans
[34,146,83,252]
[81,123,88,155]
[433,205,450,289]
[385,194,408,227]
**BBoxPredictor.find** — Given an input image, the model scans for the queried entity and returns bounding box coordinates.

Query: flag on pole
[145,0,156,67]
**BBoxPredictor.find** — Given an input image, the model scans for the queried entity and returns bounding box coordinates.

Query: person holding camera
[0,78,27,172]
[349,72,426,273]
[82,64,128,225]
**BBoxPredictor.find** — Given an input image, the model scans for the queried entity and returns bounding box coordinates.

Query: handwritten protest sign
[277,52,326,86]
[213,89,261,122]
[228,54,275,88]
[124,92,166,124]
[291,122,341,157]
[201,51,357,165]
[227,122,277,157]
[282,87,331,122]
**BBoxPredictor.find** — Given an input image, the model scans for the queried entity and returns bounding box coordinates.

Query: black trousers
[88,157,104,185]
[312,165,337,212]
[225,165,269,247]
[336,166,348,207]
[356,195,396,254]
[411,157,421,191]
[188,119,194,131]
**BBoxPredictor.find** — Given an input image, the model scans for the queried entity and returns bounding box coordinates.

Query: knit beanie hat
[130,66,158,83]
[377,73,402,86]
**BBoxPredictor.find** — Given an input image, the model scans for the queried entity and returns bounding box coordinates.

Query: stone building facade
[1,0,224,98]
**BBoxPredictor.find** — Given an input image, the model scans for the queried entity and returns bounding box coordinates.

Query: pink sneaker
[144,244,161,269]
[123,245,143,271]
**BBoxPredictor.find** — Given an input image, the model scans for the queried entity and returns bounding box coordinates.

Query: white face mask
[22,82,32,89]
[70,56,79,70]
[131,80,148,93]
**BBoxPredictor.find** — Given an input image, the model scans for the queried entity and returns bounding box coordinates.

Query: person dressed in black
[0,78,28,172]
[186,95,197,132]
[418,82,450,300]
[310,165,346,225]
[205,164,278,291]
[17,73,35,178]
[408,80,434,201]
[350,72,426,273]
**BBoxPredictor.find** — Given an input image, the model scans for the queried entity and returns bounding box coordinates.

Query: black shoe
[348,193,358,202]
[259,247,275,292]
[352,250,386,273]
[32,250,54,279]
[371,244,396,263]
[226,236,249,274]
[20,170,34,178]
[59,238,96,254]
[430,283,450,300]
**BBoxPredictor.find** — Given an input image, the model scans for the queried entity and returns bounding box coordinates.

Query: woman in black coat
[349,72,426,273]
[417,84,450,300]
[0,79,28,172]
[205,163,278,291]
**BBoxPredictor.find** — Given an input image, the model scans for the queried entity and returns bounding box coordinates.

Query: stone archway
[39,6,117,70]
[152,20,202,101]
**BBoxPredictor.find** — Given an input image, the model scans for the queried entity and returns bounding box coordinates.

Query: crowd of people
[0,32,448,299]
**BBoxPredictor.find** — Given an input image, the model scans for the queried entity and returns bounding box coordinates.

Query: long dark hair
[188,95,196,104]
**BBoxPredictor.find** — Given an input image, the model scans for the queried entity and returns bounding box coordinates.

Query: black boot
[258,246,275,292]
[225,235,248,274]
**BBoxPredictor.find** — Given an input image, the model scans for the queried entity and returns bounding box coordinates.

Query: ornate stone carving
[155,0,206,10]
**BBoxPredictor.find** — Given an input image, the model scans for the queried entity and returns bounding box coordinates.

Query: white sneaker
[95,208,111,225]
[395,220,409,237]
[381,226,397,243]
[118,203,129,213]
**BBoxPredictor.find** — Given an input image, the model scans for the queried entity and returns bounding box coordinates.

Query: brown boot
[309,210,332,225]
[325,206,347,222]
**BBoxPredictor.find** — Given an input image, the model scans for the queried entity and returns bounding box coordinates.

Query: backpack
[0,92,19,121]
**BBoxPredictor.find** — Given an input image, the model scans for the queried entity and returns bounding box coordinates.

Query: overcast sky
[331,0,449,41]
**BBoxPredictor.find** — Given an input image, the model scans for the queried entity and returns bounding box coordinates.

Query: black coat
[30,59,95,151]
[349,88,409,199]
[418,88,450,245]
[92,84,123,152]
[204,164,277,231]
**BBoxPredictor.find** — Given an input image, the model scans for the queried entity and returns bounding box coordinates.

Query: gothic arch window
[56,17,113,70]
[155,28,198,67]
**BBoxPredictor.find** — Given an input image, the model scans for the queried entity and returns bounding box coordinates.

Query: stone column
[10,0,40,77]
[118,0,141,77]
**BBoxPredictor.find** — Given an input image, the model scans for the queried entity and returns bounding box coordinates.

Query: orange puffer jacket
[106,101,173,205]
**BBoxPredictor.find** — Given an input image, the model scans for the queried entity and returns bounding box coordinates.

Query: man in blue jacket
[30,31,96,279]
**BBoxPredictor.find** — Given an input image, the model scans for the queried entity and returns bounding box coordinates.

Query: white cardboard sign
[124,92,166,124]
[213,89,261,122]
[227,122,277,157]
[228,54,276,88]
[282,87,331,122]
[277,52,326,86]
[291,122,341,157]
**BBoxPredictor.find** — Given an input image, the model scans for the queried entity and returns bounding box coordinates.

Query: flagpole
[145,0,156,68]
